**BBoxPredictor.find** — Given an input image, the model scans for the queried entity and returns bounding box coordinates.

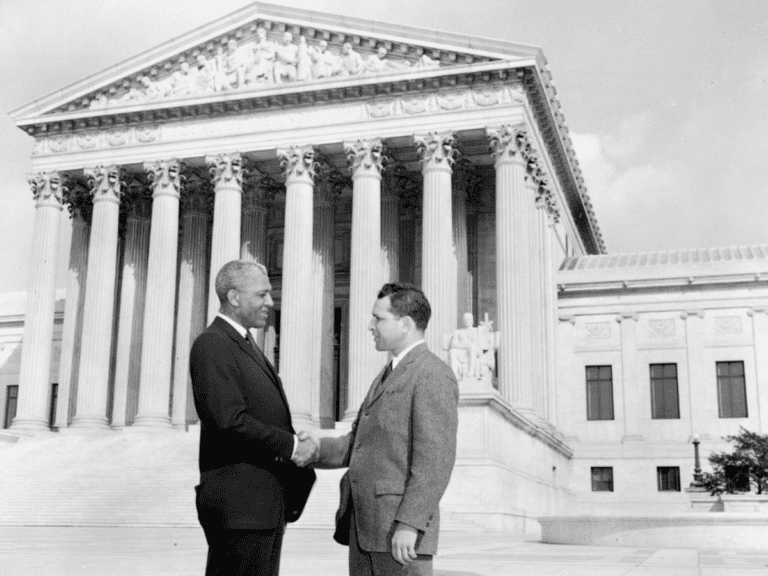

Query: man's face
[368,296,405,353]
[462,313,474,328]
[231,269,273,329]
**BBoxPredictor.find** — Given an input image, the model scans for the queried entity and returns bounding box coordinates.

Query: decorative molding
[144,159,184,199]
[714,316,743,334]
[487,123,527,162]
[84,165,125,203]
[414,131,456,169]
[648,319,675,337]
[681,310,705,320]
[206,152,244,187]
[584,322,610,339]
[343,138,385,175]
[27,171,66,206]
[615,312,639,323]
[277,144,317,181]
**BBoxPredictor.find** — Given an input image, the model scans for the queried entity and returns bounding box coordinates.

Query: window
[4,385,18,429]
[657,467,681,491]
[49,383,58,429]
[591,467,613,492]
[650,363,679,419]
[586,366,614,421]
[717,361,747,418]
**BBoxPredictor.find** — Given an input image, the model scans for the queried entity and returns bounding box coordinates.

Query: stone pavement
[1,526,768,576]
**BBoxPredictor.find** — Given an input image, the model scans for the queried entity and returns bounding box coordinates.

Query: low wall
[540,513,768,549]
[441,389,574,532]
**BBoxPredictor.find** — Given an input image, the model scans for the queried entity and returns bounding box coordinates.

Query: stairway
[0,430,473,530]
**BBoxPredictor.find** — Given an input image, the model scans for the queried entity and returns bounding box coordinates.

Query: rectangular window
[586,366,614,421]
[591,467,614,492]
[4,385,18,429]
[657,467,681,491]
[49,383,58,429]
[650,363,680,419]
[717,361,747,418]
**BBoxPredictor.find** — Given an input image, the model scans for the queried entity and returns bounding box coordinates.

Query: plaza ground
[1,525,767,576]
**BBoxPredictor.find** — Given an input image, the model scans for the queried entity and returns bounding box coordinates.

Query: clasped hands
[291,430,319,467]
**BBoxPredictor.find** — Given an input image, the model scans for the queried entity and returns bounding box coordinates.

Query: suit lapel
[366,343,429,408]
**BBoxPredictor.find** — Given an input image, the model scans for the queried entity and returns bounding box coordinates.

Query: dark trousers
[348,507,433,576]
[205,523,285,576]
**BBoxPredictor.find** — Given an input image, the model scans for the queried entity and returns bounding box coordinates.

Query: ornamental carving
[344,139,385,175]
[715,316,743,334]
[144,159,184,198]
[649,319,675,337]
[414,132,457,168]
[84,165,125,202]
[206,152,244,187]
[453,159,483,198]
[80,28,441,112]
[277,145,317,181]
[124,176,152,219]
[487,124,528,161]
[584,322,610,339]
[181,167,213,215]
[63,179,93,222]
[28,171,66,205]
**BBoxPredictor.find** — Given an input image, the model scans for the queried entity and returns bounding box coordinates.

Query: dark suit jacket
[190,316,315,536]
[317,343,459,555]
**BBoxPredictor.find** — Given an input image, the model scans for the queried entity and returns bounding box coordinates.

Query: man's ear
[226,288,240,308]
[401,315,415,333]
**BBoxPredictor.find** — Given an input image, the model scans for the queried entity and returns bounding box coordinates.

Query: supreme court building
[3,2,767,529]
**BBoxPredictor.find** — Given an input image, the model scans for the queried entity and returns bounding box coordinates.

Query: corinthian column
[344,139,387,419]
[11,172,65,432]
[55,185,91,429]
[110,181,151,428]
[453,160,481,319]
[488,125,534,413]
[277,145,316,429]
[133,160,183,428]
[381,165,402,282]
[312,166,337,427]
[171,169,211,428]
[241,172,270,264]
[415,132,457,360]
[543,197,561,426]
[206,153,243,322]
[72,166,124,429]
[528,170,547,420]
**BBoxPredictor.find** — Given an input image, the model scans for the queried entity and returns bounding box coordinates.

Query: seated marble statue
[448,312,497,382]
[274,32,299,84]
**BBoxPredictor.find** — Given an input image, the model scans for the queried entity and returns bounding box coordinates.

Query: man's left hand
[391,523,418,565]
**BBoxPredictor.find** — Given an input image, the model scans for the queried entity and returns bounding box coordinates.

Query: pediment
[12,2,542,125]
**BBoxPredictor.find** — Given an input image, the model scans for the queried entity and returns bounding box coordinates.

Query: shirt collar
[217,313,248,339]
[391,339,425,370]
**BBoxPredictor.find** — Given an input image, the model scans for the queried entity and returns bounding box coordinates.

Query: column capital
[453,158,483,198]
[344,138,385,178]
[382,163,409,199]
[487,124,529,165]
[278,144,317,183]
[144,159,184,199]
[181,167,214,215]
[315,162,344,206]
[63,179,93,223]
[125,177,153,220]
[414,131,456,171]
[206,152,245,188]
[28,171,66,209]
[84,165,124,204]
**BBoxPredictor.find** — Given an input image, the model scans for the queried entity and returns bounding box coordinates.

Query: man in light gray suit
[295,283,459,575]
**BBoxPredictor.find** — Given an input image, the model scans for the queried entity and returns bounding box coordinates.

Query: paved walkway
[1,526,767,575]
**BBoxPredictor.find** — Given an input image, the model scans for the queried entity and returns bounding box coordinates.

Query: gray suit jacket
[318,343,459,554]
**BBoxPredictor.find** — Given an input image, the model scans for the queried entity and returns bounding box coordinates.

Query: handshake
[291,430,320,467]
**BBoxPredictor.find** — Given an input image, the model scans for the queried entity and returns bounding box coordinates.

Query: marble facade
[4,3,605,529]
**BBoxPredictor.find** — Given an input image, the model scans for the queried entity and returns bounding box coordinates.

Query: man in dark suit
[297,283,459,576]
[190,260,317,576]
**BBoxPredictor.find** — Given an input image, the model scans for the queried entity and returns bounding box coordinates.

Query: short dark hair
[377,283,431,332]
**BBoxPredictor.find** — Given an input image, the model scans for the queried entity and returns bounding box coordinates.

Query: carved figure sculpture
[274,32,299,84]
[340,42,364,76]
[170,62,198,97]
[448,312,498,382]
[221,39,247,89]
[195,54,216,93]
[310,40,341,79]
[248,27,276,85]
[296,36,312,81]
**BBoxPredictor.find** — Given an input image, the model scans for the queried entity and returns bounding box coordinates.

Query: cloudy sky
[1,0,766,293]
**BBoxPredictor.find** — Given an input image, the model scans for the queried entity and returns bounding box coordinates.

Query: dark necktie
[245,330,259,353]
[381,361,393,383]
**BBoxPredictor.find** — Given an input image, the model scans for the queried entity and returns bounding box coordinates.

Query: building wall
[557,281,768,512]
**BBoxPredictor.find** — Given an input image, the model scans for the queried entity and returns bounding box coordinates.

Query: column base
[8,418,53,435]
[69,414,111,430]
[132,414,173,428]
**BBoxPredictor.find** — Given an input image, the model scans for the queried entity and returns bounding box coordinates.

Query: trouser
[348,506,433,576]
[205,523,286,576]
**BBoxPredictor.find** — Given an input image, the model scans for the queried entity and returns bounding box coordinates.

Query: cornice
[558,272,768,295]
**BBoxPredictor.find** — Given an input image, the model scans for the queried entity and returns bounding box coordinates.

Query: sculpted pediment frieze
[49,18,512,116]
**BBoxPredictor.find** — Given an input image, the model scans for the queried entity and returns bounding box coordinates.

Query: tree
[702,427,768,496]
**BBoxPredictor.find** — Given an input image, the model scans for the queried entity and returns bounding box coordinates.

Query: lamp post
[688,433,707,492]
